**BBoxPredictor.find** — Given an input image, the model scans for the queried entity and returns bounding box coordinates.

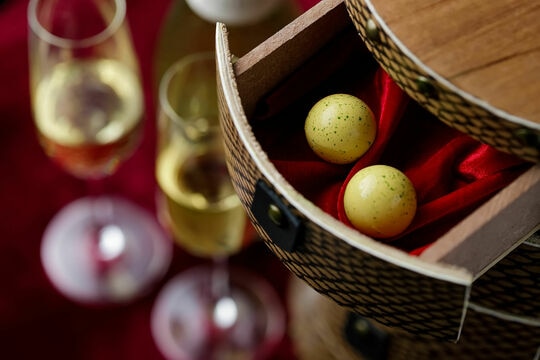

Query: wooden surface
[368,0,540,125]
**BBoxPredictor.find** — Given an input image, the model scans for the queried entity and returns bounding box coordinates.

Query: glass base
[151,265,285,360]
[41,196,173,305]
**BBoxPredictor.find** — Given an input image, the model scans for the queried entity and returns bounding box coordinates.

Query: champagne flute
[28,0,172,304]
[151,52,285,360]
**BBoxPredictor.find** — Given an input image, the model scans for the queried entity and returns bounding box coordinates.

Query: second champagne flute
[151,52,285,360]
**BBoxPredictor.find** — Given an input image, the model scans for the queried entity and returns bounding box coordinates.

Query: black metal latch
[251,180,303,252]
[345,313,389,360]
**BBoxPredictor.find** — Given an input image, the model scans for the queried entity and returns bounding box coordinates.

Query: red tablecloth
[0,0,318,358]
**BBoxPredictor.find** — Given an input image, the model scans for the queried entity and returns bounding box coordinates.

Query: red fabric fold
[391,137,525,250]
[254,65,528,254]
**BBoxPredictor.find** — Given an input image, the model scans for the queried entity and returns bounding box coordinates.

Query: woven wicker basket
[215,0,540,345]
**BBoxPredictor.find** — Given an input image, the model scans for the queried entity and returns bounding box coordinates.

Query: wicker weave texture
[470,241,540,318]
[289,276,540,360]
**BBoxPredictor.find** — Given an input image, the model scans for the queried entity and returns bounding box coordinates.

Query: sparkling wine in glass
[151,52,285,360]
[28,0,172,304]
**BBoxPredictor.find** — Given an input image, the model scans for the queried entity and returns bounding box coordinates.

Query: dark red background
[0,0,318,358]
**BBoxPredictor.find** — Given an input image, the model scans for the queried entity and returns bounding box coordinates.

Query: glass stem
[211,256,231,301]
[85,177,125,266]
[210,255,240,330]
[86,176,107,199]
[86,177,109,228]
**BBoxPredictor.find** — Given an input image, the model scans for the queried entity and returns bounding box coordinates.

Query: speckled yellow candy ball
[305,94,376,164]
[344,165,416,239]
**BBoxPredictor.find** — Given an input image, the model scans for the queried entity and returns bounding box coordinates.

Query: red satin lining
[252,65,527,254]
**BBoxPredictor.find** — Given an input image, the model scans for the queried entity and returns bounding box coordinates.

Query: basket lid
[346,0,540,163]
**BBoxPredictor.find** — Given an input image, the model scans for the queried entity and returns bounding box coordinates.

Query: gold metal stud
[515,128,540,149]
[365,19,380,42]
[353,317,371,337]
[268,204,285,227]
[416,75,438,99]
